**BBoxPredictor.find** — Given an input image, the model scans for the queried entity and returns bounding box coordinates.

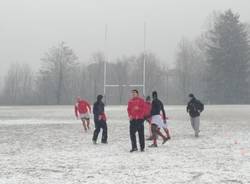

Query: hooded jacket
[93,96,106,121]
[187,97,204,118]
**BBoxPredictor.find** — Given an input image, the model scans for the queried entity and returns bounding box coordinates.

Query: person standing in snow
[149,91,170,148]
[186,94,204,137]
[92,95,108,144]
[144,96,153,140]
[127,89,145,152]
[74,96,91,132]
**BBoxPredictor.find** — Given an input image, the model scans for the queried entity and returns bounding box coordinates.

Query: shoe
[101,141,108,144]
[146,137,153,141]
[162,137,168,144]
[140,149,145,152]
[92,140,97,144]
[130,148,138,152]
[148,144,158,148]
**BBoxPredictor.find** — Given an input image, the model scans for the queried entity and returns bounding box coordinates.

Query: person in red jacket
[127,89,145,152]
[144,96,153,140]
[75,96,91,132]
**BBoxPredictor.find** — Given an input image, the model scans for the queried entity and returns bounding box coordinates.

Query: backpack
[196,100,204,112]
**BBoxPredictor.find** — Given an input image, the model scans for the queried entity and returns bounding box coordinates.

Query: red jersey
[75,100,91,117]
[127,97,145,120]
[144,101,152,118]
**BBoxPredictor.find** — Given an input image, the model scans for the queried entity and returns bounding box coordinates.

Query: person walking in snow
[74,96,91,132]
[149,91,170,148]
[92,95,108,144]
[186,94,204,137]
[127,89,145,152]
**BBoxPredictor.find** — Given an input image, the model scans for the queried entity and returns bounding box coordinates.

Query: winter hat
[97,95,103,101]
[188,93,194,98]
[152,91,158,98]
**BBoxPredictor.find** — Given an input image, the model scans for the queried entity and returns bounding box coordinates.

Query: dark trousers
[93,119,108,143]
[130,119,145,150]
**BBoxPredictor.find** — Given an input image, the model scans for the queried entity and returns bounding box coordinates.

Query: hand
[129,116,133,121]
[98,115,102,120]
[163,119,167,124]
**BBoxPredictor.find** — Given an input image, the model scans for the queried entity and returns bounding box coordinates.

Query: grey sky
[1,0,250,74]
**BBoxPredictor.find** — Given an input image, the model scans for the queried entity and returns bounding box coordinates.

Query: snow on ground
[0,105,250,184]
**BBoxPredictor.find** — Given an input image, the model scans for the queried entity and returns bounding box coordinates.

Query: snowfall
[0,105,249,184]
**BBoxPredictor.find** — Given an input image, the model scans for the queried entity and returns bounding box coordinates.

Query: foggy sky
[1,0,250,75]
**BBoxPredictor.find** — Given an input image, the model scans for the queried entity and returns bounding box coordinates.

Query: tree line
[0,9,250,105]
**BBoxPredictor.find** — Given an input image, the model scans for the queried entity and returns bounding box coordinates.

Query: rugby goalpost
[103,23,147,103]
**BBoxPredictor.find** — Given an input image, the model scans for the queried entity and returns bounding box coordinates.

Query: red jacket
[75,100,91,117]
[144,101,151,118]
[127,97,145,120]
[144,101,152,121]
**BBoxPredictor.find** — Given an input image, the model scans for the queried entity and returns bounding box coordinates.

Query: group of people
[74,90,204,152]
[75,95,108,144]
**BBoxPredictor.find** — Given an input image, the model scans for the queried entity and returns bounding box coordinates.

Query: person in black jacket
[149,91,170,147]
[186,94,204,137]
[92,95,108,144]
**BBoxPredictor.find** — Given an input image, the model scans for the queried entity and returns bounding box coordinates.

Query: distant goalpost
[103,23,147,102]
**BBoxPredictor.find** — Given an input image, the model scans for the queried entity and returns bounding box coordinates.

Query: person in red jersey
[127,89,145,152]
[75,96,91,132]
[144,96,153,140]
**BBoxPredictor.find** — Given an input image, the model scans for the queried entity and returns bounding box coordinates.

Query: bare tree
[175,37,207,104]
[2,63,34,105]
[38,42,78,105]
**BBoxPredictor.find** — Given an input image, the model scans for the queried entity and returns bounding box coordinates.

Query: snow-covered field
[0,105,250,184]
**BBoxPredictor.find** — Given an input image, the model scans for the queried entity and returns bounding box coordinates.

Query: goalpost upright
[103,23,147,103]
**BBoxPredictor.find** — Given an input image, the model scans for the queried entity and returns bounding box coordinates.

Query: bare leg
[163,128,171,139]
[149,123,152,137]
[157,129,167,140]
[81,119,87,131]
[149,124,158,147]
[87,120,90,129]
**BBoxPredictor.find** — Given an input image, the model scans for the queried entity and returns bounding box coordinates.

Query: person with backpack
[186,94,204,137]
[92,95,108,144]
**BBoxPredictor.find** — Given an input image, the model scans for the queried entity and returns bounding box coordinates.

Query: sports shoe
[146,137,153,141]
[148,144,158,148]
[162,137,168,144]
[130,148,138,152]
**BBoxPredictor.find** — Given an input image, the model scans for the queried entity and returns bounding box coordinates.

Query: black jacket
[150,98,166,120]
[93,100,105,120]
[187,98,204,118]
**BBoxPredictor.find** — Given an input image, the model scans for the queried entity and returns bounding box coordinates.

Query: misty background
[0,0,250,105]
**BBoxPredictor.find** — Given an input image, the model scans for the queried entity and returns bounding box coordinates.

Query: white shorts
[79,113,90,120]
[151,115,167,129]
